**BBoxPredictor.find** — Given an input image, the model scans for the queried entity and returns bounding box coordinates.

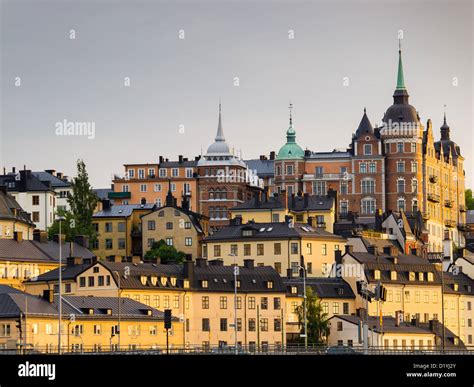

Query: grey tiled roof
[443,272,474,296]
[284,277,355,299]
[28,263,92,282]
[0,171,53,192]
[244,159,275,177]
[306,151,351,159]
[0,190,34,226]
[93,203,155,218]
[32,172,71,188]
[93,188,114,201]
[0,285,23,295]
[159,160,197,168]
[232,194,334,212]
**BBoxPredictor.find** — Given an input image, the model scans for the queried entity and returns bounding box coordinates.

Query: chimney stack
[243,259,254,270]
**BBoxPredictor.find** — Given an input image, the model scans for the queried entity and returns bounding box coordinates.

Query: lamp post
[228,253,238,355]
[297,264,308,351]
[113,271,121,351]
[56,215,65,354]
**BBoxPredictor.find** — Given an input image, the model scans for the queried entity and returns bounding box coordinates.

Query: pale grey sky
[1,0,473,188]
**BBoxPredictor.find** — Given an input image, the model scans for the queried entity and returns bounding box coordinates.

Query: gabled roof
[93,203,155,218]
[0,171,54,193]
[244,159,275,178]
[0,189,34,226]
[284,277,355,299]
[32,171,71,188]
[231,194,334,212]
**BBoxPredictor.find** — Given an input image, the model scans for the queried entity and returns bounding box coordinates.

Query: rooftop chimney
[243,259,254,270]
[195,258,207,268]
[345,245,353,254]
[367,245,377,255]
[43,289,54,304]
[335,249,343,265]
[13,231,23,243]
[269,151,275,160]
[67,257,83,267]
[183,257,194,282]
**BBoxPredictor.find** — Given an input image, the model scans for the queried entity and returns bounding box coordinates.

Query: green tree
[295,286,330,345]
[466,189,474,210]
[48,160,98,243]
[144,239,186,264]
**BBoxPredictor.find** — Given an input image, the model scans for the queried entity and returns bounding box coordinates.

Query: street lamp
[297,264,308,351]
[56,215,65,354]
[113,271,122,351]
[228,253,238,355]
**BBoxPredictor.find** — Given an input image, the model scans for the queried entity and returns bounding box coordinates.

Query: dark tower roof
[355,108,374,137]
[440,112,450,141]
[382,44,419,124]
[434,112,461,161]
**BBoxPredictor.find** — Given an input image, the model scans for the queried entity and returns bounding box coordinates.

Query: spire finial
[396,40,406,90]
[443,104,447,124]
[215,101,225,142]
[288,102,293,126]
[364,107,367,114]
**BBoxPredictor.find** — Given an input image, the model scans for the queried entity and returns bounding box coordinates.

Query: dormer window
[151,276,157,286]
[291,286,298,294]
[184,280,190,289]
[140,276,147,286]
[236,280,241,289]
[267,281,273,289]
[409,272,415,281]
[390,271,397,281]
[374,270,381,280]
[201,280,208,288]
[337,287,344,295]
[427,272,434,282]
[418,272,424,282]
[242,229,253,237]
[170,277,177,286]
[160,277,167,286]
[454,283,458,291]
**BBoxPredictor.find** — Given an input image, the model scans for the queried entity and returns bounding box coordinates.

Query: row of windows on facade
[94,218,192,233]
[126,167,194,179]
[336,197,419,215]
[0,265,41,279]
[122,182,192,194]
[30,195,58,206]
[211,242,335,258]
[94,236,193,251]
[201,317,282,332]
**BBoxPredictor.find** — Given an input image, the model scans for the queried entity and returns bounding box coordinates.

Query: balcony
[302,173,353,181]
[444,220,456,228]
[108,191,131,199]
[427,193,440,203]
[459,204,467,212]
[444,200,453,208]
[429,175,438,183]
[422,212,430,221]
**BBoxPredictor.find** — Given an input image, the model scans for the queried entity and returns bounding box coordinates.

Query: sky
[1,0,473,188]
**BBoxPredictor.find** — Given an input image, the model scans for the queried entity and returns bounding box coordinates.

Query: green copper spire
[396,40,406,90]
[276,103,304,160]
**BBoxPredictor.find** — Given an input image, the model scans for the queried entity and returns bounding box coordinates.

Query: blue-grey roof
[32,171,71,188]
[93,204,155,218]
[245,159,275,178]
[306,151,351,159]
[284,277,355,299]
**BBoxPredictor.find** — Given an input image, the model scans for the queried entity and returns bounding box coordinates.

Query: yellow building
[141,192,208,258]
[340,245,473,349]
[0,233,95,290]
[0,288,183,353]
[0,188,35,240]
[92,201,155,260]
[284,276,356,343]
[230,191,337,232]
[24,258,287,351]
[202,221,346,277]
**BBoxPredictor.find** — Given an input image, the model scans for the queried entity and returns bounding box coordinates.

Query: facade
[230,190,337,231]
[0,187,35,240]
[0,169,56,231]
[272,47,466,252]
[0,289,183,352]
[202,221,346,277]
[141,191,209,258]
[24,258,287,350]
[92,201,156,260]
[245,155,276,196]
[32,170,72,213]
[111,156,199,210]
[197,104,263,229]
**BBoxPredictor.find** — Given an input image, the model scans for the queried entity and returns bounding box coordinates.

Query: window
[364,144,372,155]
[166,222,173,230]
[118,238,126,250]
[220,318,228,331]
[244,244,251,256]
[340,181,348,194]
[214,245,221,257]
[202,318,210,332]
[315,166,324,177]
[32,195,40,205]
[148,220,156,230]
[369,162,376,173]
[154,183,162,192]
[261,297,268,310]
[0,324,11,337]
[361,179,375,194]
[290,243,298,254]
[397,142,404,153]
[321,244,327,256]
[257,244,264,255]
[397,179,405,193]
[340,201,348,215]
[79,277,86,287]
[88,276,95,287]
[321,302,329,314]
[273,297,281,310]
[397,161,405,173]
[260,318,268,332]
[343,302,349,315]
[337,321,343,331]
[312,181,326,195]
[411,143,416,153]
[412,179,418,193]
[248,319,256,332]
[248,297,256,309]
[274,319,282,332]
[32,212,40,222]
[159,168,167,177]
[220,296,228,309]
[333,302,339,314]
[185,168,193,178]
[274,262,282,274]
[374,270,380,280]
[306,243,312,255]
[140,184,147,192]
[105,222,113,232]
[172,168,179,177]
[359,163,367,173]
[166,238,173,246]
[361,199,376,215]
[274,243,281,255]
[286,165,294,175]
[411,161,418,173]
[397,198,406,212]
[185,237,192,246]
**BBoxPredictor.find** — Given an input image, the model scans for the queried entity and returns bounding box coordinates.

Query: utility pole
[57,216,65,355]
[113,271,121,351]
[234,265,239,355]
[298,264,308,351]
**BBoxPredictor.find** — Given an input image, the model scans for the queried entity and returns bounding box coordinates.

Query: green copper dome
[276,123,305,160]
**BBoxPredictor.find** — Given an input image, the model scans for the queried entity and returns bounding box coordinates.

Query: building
[202,220,346,277]
[92,200,156,260]
[197,104,263,229]
[284,276,355,343]
[0,187,35,240]
[111,156,199,210]
[24,257,287,351]
[245,154,276,196]
[230,190,337,231]
[141,189,208,258]
[327,315,464,351]
[0,288,183,352]
[0,168,56,231]
[272,45,466,252]
[32,170,72,213]
[0,233,94,289]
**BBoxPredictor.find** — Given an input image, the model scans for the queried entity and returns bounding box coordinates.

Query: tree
[48,160,98,243]
[144,239,186,264]
[466,189,474,210]
[295,286,330,345]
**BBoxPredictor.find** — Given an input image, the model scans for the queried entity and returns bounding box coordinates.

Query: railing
[422,212,430,221]
[427,193,440,203]
[1,344,473,355]
[444,200,453,208]
[429,175,438,183]
[459,204,467,212]
[445,219,457,228]
[302,173,353,181]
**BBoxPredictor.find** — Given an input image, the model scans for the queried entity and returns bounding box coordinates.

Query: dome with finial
[205,103,231,156]
[276,104,305,160]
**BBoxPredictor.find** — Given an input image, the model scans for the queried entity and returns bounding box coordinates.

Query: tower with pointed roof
[197,103,263,229]
[274,104,306,196]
